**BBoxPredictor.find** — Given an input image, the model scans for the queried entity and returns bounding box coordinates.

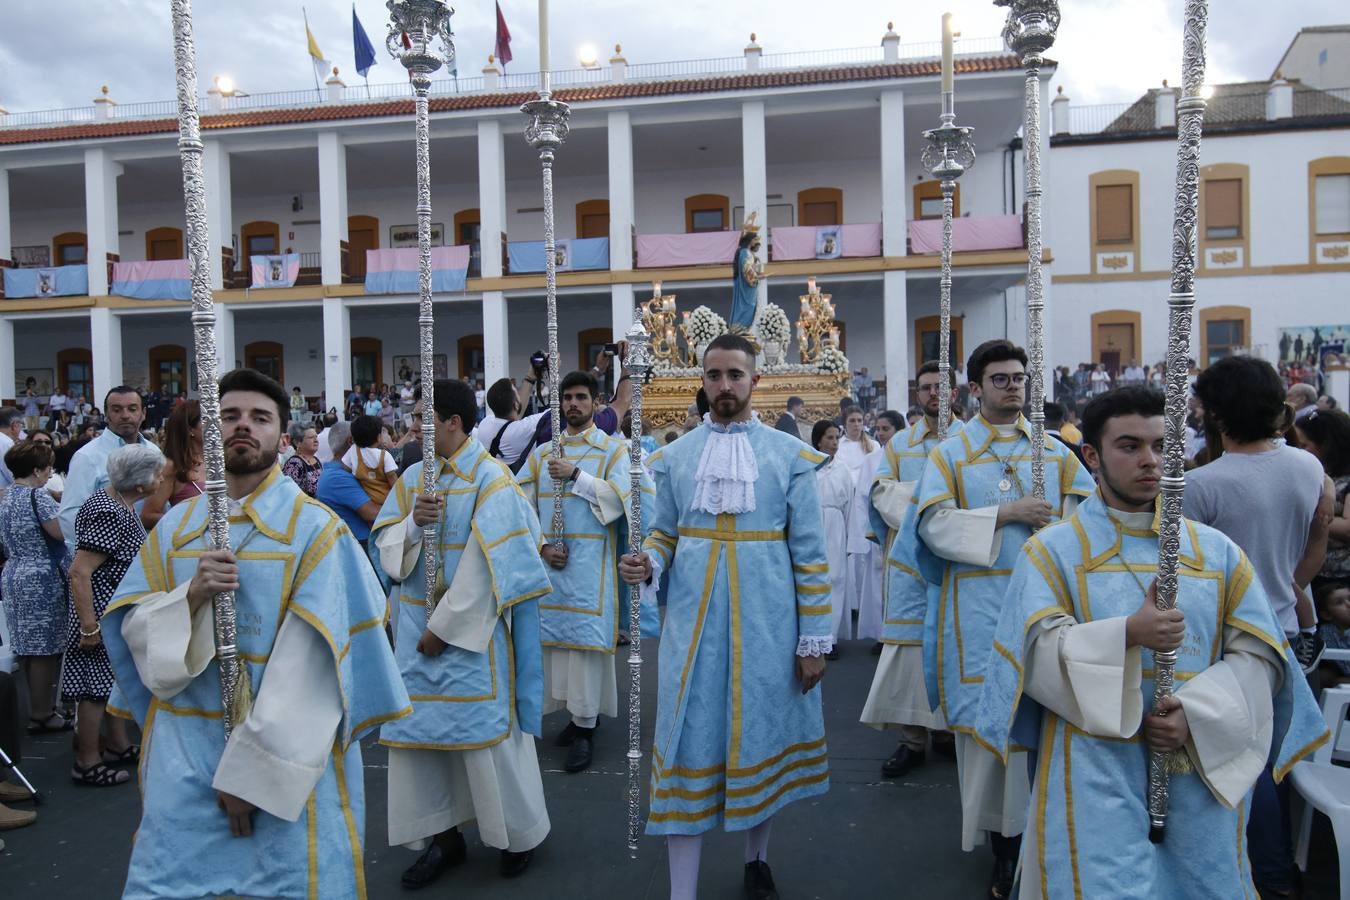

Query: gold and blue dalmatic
[915,414,1094,729]
[870,418,962,648]
[974,493,1329,898]
[103,467,411,900]
[642,419,832,835]
[373,436,552,748]
[518,425,652,652]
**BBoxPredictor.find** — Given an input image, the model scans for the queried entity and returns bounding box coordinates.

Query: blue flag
[352,5,377,77]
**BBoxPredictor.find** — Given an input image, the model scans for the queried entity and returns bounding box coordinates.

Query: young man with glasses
[911,339,1095,899]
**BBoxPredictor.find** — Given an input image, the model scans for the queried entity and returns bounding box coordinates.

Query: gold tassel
[230,664,254,728]
[1166,748,1194,775]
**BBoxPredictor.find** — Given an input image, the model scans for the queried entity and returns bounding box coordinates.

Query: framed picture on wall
[15,368,55,398]
[393,354,449,383]
[12,245,51,268]
[389,224,444,249]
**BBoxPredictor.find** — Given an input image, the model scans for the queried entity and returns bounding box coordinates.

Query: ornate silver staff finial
[622,315,653,857]
[387,0,455,621]
[995,0,1060,500]
[921,82,975,441]
[522,62,571,553]
[168,0,250,738]
[1150,0,1209,846]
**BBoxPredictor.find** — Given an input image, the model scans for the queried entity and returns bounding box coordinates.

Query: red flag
[494,1,513,68]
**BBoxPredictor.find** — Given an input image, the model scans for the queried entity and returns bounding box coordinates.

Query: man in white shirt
[1121,358,1145,384]
[0,407,23,497]
[472,359,549,468]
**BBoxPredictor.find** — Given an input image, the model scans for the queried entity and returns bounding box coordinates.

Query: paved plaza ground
[0,639,1340,899]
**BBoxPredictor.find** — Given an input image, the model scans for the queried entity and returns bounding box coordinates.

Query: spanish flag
[303,8,331,88]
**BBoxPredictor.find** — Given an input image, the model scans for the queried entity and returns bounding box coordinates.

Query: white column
[0,317,14,400]
[318,131,349,286]
[84,148,122,296]
[203,140,233,290]
[482,292,509,385]
[90,307,123,401]
[610,282,634,340]
[322,298,351,409]
[880,89,909,403]
[478,120,509,382]
[477,120,507,279]
[741,100,768,306]
[213,304,236,376]
[0,167,11,263]
[607,110,634,274]
[883,272,909,410]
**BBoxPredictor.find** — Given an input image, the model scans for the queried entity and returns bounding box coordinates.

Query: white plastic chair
[1289,661,1350,895]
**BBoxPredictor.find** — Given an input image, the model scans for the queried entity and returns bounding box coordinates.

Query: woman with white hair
[64,442,163,787]
[282,421,322,497]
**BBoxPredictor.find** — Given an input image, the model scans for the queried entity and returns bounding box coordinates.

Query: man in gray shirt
[1182,355,1324,900]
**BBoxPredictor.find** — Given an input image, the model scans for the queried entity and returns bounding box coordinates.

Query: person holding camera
[473,355,553,472]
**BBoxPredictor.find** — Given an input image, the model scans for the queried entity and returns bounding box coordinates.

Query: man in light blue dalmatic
[974,386,1329,898]
[518,370,651,773]
[860,361,962,779]
[913,339,1095,899]
[102,369,411,899]
[372,378,553,887]
[620,333,832,900]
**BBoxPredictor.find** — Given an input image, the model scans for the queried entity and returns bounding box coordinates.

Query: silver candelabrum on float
[921,88,975,440]
[386,0,455,621]
[622,317,653,857]
[996,0,1059,500]
[1150,0,1209,846]
[168,0,248,738]
[522,65,571,552]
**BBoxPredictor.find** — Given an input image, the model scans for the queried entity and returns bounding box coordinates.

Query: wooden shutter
[1204,179,1242,239]
[1095,184,1133,243]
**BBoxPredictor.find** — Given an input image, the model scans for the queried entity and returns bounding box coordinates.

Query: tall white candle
[941,13,954,95]
[539,0,550,75]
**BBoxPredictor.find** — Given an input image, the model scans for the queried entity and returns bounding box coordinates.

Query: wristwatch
[568,465,580,482]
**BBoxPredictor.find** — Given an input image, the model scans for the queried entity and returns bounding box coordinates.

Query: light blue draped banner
[3,264,89,299]
[507,237,609,273]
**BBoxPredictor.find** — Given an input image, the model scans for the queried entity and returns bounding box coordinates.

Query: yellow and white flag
[304,9,331,87]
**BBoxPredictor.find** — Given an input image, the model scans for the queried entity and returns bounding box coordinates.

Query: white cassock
[834,434,873,617]
[815,456,855,642]
[850,445,886,640]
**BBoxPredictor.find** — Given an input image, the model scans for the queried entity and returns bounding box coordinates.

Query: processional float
[1149,0,1209,844]
[996,0,1058,500]
[921,13,975,440]
[168,0,250,737]
[386,0,456,621]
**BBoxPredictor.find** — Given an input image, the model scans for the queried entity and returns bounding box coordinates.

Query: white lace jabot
[691,416,759,515]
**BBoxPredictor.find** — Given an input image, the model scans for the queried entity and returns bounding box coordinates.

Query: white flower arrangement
[816,346,849,374]
[686,305,726,346]
[758,302,790,344]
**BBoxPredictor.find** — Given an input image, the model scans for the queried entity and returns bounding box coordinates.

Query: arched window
[913,315,960,370]
[913,181,960,221]
[684,194,730,233]
[351,336,383,388]
[1088,170,1140,274]
[1198,305,1251,366]
[576,199,610,239]
[454,209,482,276]
[144,227,184,261]
[347,215,380,281]
[53,232,88,266]
[1089,311,1142,377]
[458,334,485,384]
[797,187,843,226]
[56,347,93,399]
[238,221,281,270]
[1307,156,1350,264]
[148,344,188,395]
[1199,163,1250,272]
[244,340,284,384]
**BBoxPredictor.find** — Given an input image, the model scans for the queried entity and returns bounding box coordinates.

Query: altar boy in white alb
[518,370,651,773]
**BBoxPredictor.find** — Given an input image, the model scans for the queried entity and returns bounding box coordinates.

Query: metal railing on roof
[0,36,1012,130]
[1062,84,1350,136]
[1066,103,1133,135]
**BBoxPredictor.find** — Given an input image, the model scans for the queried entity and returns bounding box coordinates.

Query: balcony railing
[0,37,1009,130]
[1061,85,1350,136]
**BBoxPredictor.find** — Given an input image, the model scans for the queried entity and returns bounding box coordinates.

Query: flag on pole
[304,8,331,89]
[352,5,378,78]
[495,1,513,68]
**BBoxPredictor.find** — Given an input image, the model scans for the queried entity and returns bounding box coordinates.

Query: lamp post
[995,0,1059,499]
[386,0,455,620]
[921,12,976,440]
[521,0,570,552]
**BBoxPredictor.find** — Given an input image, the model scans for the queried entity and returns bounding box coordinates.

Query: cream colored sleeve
[573,469,625,526]
[1023,614,1144,739]
[1176,630,1281,809]
[375,512,424,582]
[918,498,1002,567]
[119,581,217,700]
[870,479,916,531]
[211,613,343,822]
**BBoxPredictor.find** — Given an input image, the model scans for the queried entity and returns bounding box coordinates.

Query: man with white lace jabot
[620,332,833,900]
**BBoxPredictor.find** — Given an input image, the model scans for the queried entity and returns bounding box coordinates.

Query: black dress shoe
[989,854,1016,899]
[743,860,779,900]
[564,729,594,772]
[880,744,925,778]
[401,830,466,889]
[870,641,884,656]
[500,848,534,878]
[554,721,580,747]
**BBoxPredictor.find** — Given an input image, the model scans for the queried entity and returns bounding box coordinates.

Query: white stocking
[744,816,773,864]
[667,834,704,900]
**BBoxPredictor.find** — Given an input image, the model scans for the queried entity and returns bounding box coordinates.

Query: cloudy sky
[0,0,1345,113]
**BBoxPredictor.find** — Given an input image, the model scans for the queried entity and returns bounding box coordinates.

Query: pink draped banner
[365,244,471,274]
[908,215,1024,254]
[770,223,882,260]
[636,231,741,268]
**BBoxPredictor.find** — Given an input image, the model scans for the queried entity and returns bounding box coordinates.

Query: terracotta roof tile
[0,56,1025,146]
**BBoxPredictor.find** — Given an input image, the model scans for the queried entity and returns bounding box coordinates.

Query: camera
[530,350,548,372]
[603,342,620,356]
